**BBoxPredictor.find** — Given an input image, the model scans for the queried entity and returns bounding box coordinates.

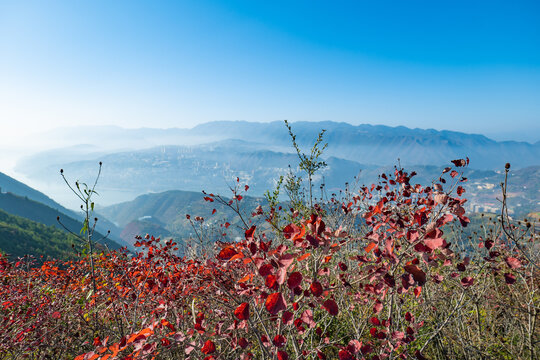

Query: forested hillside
[0,171,123,241]
[99,189,267,248]
[0,209,82,260]
[0,192,123,250]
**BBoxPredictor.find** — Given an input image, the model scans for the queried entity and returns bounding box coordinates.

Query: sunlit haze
[1,1,539,144]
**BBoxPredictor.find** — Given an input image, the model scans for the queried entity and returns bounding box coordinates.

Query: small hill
[0,192,124,250]
[0,171,123,244]
[0,208,84,261]
[0,172,62,211]
[100,190,268,245]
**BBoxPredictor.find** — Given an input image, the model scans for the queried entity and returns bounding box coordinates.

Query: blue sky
[1,0,539,142]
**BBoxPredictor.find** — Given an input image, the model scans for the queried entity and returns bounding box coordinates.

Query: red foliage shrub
[0,160,537,360]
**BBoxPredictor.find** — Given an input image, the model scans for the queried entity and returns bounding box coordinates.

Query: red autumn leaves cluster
[0,159,535,360]
[234,302,250,320]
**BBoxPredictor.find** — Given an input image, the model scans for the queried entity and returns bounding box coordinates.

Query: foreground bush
[0,160,538,360]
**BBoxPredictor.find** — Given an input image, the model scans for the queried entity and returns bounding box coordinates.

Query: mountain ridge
[26,120,538,169]
[9,120,539,212]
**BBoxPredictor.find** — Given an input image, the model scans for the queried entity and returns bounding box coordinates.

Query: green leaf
[80,219,88,235]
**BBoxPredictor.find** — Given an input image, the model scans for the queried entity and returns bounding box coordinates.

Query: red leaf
[292,225,306,244]
[310,281,323,297]
[276,268,287,285]
[161,338,171,347]
[434,193,448,205]
[456,186,465,196]
[287,272,303,289]
[201,340,216,354]
[338,350,354,360]
[405,312,413,322]
[322,299,339,316]
[461,276,474,287]
[238,337,249,349]
[266,274,278,289]
[278,253,295,268]
[161,319,175,331]
[245,226,256,240]
[300,309,316,328]
[505,257,521,269]
[282,311,294,325]
[437,214,454,227]
[260,240,270,253]
[373,199,384,215]
[297,253,311,261]
[51,311,61,319]
[365,242,377,253]
[224,222,230,228]
[273,335,286,347]
[109,343,121,357]
[373,301,383,314]
[238,274,253,283]
[217,247,238,260]
[265,292,287,315]
[404,265,426,285]
[212,209,216,215]
[451,159,467,167]
[424,238,444,251]
[259,263,274,277]
[277,350,289,360]
[234,303,250,320]
[504,273,516,284]
[283,223,301,239]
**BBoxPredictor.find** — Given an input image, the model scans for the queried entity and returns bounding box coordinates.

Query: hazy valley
[0,120,538,259]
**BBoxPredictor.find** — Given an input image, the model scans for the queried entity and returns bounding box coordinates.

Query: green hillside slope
[0,171,123,241]
[0,172,61,211]
[0,192,123,250]
[0,209,84,261]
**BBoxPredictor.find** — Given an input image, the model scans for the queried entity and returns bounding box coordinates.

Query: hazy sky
[1,0,539,143]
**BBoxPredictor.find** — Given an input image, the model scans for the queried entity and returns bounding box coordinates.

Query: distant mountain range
[7,120,540,219]
[24,120,540,169]
[13,125,539,215]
